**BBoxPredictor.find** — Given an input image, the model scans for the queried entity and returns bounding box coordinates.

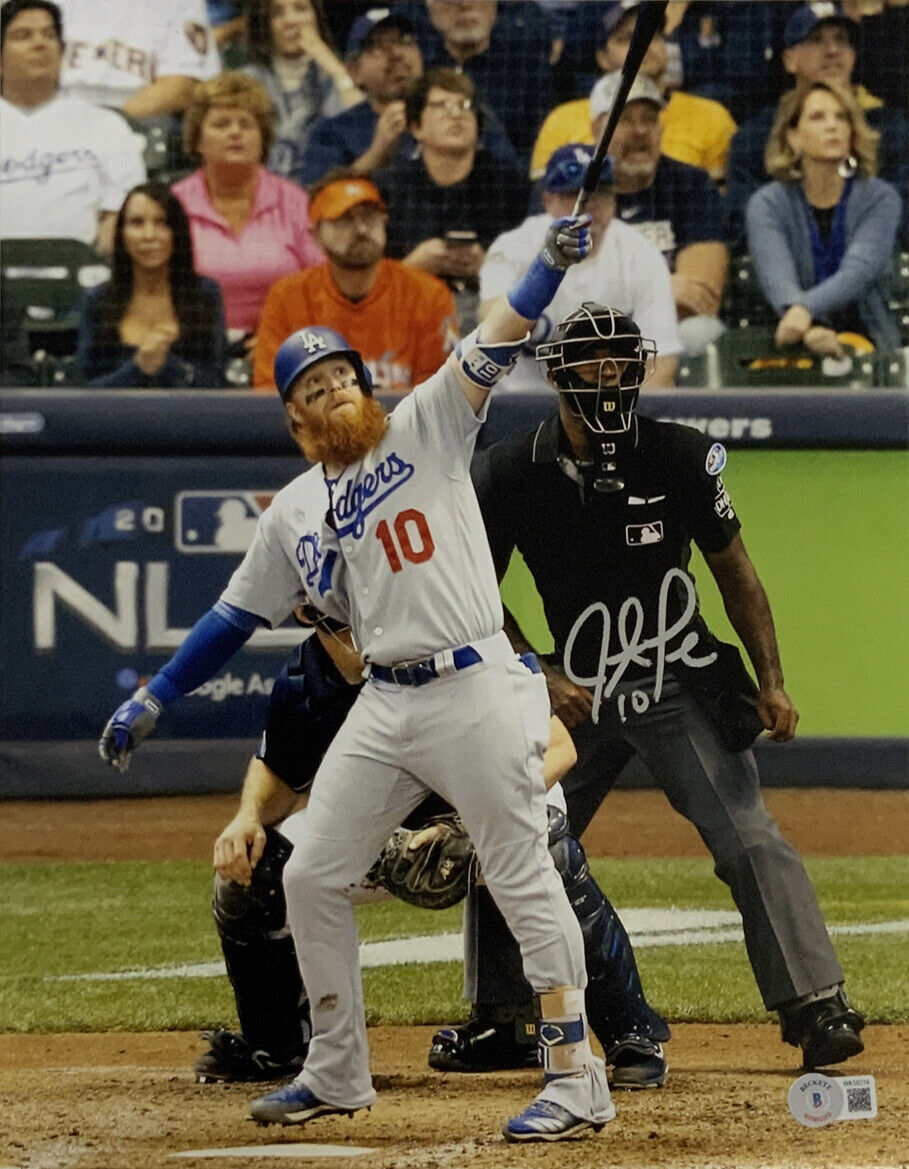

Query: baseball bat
[573,0,668,215]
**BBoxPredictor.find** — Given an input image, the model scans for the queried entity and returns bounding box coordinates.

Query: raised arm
[448,215,592,413]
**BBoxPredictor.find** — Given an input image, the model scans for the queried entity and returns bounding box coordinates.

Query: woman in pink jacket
[173,71,324,345]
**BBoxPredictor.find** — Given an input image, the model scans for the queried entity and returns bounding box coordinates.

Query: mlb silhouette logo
[175,491,275,553]
[626,521,664,546]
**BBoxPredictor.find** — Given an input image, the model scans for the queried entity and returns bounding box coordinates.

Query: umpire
[454,301,864,1071]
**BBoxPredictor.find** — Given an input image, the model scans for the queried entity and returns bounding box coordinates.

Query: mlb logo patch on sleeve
[705,442,727,475]
[626,521,664,546]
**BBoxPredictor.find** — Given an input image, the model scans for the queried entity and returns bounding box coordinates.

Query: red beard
[296,394,388,467]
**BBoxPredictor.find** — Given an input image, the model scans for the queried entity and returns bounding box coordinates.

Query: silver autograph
[563,567,718,723]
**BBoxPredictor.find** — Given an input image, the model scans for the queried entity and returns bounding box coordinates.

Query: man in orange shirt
[254,171,459,394]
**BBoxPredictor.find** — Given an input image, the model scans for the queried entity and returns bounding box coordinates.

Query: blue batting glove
[541,214,592,270]
[98,686,163,772]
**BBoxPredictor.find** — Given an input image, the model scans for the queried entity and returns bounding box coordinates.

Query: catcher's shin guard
[444,809,667,1074]
[211,829,310,1069]
[217,930,310,1067]
[547,808,670,1053]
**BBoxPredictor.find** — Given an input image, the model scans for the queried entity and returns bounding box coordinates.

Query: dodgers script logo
[331,452,415,538]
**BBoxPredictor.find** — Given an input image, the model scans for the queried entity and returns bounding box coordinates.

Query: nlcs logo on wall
[175,491,275,554]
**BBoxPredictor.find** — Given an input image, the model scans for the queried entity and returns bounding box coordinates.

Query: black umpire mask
[537,302,656,492]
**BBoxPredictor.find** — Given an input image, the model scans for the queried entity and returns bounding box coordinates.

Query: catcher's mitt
[373,815,476,910]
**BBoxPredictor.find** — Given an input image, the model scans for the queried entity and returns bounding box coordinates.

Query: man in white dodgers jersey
[100,208,615,1142]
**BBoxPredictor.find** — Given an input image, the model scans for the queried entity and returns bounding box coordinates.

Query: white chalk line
[171,1145,377,1160]
[41,909,909,985]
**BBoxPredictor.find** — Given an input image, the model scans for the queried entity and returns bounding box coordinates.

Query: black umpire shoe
[780,989,866,1070]
[606,1034,667,1089]
[194,1029,306,1083]
[429,1016,540,1072]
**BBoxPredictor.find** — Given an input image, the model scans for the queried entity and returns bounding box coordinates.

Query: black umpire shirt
[471,412,741,715]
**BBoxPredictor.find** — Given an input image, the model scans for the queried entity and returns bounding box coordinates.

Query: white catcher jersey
[220,363,503,664]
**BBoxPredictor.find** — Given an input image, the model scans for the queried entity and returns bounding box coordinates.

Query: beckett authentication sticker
[788,1073,877,1127]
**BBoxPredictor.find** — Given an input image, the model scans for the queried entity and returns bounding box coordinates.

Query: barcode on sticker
[847,1086,871,1112]
[839,1075,877,1120]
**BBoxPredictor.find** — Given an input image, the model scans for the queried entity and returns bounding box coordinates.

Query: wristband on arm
[455,327,530,389]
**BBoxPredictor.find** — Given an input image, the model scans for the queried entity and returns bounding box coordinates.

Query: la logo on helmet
[301,331,327,354]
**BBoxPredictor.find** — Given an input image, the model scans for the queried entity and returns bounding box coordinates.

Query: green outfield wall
[501,450,908,737]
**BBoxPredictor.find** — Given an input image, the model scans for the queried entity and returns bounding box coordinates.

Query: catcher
[195,607,670,1088]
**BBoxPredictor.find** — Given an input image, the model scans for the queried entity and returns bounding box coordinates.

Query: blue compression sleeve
[146,602,262,704]
[506,254,565,322]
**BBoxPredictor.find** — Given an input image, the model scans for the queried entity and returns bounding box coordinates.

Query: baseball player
[100,213,618,1142]
[436,301,864,1074]
[196,613,669,1089]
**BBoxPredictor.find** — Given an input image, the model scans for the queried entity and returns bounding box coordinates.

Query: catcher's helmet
[536,302,656,434]
[274,326,373,402]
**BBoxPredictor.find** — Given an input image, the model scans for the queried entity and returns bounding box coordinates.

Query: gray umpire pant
[561,674,843,1010]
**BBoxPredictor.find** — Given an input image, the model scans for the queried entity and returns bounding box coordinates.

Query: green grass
[1,857,906,1032]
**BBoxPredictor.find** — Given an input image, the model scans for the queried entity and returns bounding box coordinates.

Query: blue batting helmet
[274,326,373,401]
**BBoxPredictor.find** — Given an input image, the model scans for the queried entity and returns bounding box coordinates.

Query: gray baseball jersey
[222,363,504,665]
[220,464,349,630]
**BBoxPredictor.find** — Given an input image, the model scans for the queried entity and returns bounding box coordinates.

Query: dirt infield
[1,1026,905,1169]
[3,792,905,1168]
[2,788,907,861]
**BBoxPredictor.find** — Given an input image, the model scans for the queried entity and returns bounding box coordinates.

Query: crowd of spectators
[0,0,906,391]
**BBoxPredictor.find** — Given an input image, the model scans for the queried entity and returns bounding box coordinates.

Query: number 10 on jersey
[375,508,435,573]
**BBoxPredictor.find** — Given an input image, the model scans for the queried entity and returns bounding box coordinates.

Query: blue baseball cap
[346,10,416,58]
[544,144,614,194]
[783,3,856,49]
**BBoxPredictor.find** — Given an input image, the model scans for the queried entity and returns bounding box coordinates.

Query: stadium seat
[877,347,909,388]
[125,114,196,184]
[675,349,715,388]
[224,355,253,387]
[700,326,879,389]
[722,254,777,329]
[0,238,109,380]
[889,251,909,346]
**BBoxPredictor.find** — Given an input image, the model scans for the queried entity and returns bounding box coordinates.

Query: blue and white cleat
[250,1081,362,1127]
[502,1099,607,1142]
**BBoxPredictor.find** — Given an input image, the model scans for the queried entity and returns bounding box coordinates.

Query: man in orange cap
[254,169,458,395]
